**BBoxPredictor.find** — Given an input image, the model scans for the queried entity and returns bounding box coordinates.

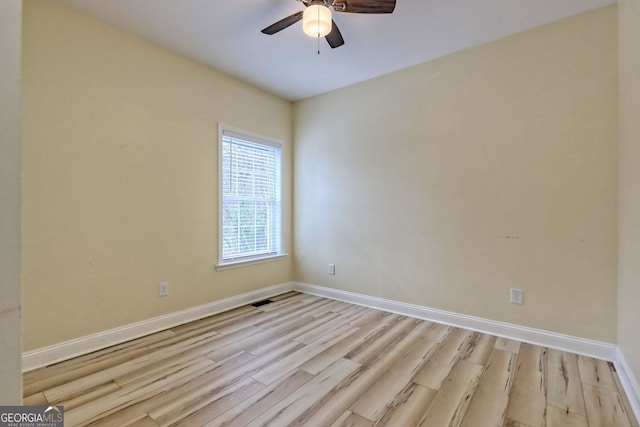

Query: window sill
[215,253,288,271]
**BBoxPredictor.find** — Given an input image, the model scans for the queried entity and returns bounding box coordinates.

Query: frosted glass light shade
[303,5,332,37]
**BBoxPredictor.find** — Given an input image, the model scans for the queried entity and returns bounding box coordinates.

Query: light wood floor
[24,292,638,427]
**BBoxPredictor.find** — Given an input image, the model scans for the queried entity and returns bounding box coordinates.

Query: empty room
[1,0,639,425]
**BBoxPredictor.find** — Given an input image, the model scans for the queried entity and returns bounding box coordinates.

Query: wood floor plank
[206,310,282,335]
[145,325,236,351]
[204,369,314,427]
[324,300,357,314]
[290,319,435,427]
[267,290,300,301]
[583,384,634,427]
[254,299,338,329]
[376,311,407,324]
[504,343,547,427]
[578,355,618,391]
[344,316,420,365]
[143,328,223,353]
[207,327,282,360]
[419,322,451,343]
[245,358,361,427]
[388,319,439,352]
[168,306,256,335]
[494,337,522,354]
[64,357,216,426]
[113,351,215,387]
[373,382,437,426]
[350,362,420,421]
[347,317,431,369]
[461,332,497,366]
[204,324,292,362]
[460,349,518,427]
[349,336,441,421]
[293,313,357,345]
[417,359,485,427]
[339,306,371,324]
[503,419,531,427]
[391,325,448,382]
[256,294,308,312]
[314,323,360,348]
[55,381,121,411]
[547,405,589,427]
[258,291,303,305]
[131,416,159,427]
[23,329,176,385]
[86,352,257,427]
[153,378,265,426]
[245,313,346,356]
[300,294,323,304]
[23,392,48,406]
[330,411,374,427]
[412,327,474,390]
[252,342,330,386]
[259,297,322,317]
[290,356,397,426]
[391,335,443,379]
[339,315,404,366]
[547,349,587,416]
[611,368,640,427]
[41,349,165,405]
[300,321,387,375]
[172,339,305,404]
[337,304,366,317]
[23,347,152,397]
[253,325,358,385]
[349,309,391,328]
[44,329,226,403]
[101,356,215,399]
[297,299,344,318]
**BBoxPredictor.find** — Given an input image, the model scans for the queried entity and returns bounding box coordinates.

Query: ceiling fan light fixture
[303,4,332,37]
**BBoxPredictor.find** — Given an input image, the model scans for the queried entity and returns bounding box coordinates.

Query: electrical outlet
[510,288,523,304]
[159,281,169,297]
[328,263,335,275]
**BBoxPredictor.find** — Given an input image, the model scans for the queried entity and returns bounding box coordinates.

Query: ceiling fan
[261,0,396,49]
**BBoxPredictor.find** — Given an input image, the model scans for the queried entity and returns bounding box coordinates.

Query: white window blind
[220,127,282,264]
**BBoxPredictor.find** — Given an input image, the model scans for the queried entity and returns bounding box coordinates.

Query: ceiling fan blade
[334,0,395,14]
[261,11,304,35]
[325,20,345,48]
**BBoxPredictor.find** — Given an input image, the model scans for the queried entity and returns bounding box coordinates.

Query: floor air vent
[251,299,274,307]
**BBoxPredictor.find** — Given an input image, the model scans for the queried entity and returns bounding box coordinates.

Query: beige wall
[22,0,293,351]
[0,0,22,404]
[618,0,640,383]
[294,7,619,342]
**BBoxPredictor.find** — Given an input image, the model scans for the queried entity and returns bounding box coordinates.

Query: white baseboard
[22,282,294,372]
[615,347,640,422]
[293,282,617,361]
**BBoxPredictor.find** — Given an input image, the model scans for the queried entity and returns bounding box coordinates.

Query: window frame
[216,124,286,270]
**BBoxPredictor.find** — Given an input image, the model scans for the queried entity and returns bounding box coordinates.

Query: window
[218,125,283,268]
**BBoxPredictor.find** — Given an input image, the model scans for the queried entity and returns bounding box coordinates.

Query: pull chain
[317,4,321,54]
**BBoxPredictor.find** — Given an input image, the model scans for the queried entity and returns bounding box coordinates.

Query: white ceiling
[56,0,615,101]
